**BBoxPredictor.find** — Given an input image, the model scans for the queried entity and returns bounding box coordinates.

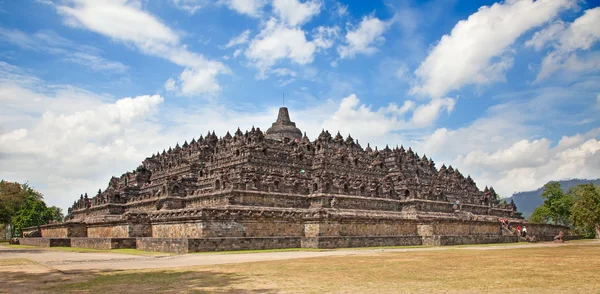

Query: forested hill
[507,178,600,218]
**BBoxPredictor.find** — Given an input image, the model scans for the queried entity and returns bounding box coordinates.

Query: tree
[0,181,28,224]
[0,181,53,237]
[570,184,600,239]
[529,205,551,224]
[11,192,53,237]
[47,206,64,223]
[540,182,574,226]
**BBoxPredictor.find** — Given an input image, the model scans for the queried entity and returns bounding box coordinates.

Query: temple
[20,107,572,253]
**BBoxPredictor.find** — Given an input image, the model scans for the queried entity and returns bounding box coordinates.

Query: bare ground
[1,240,599,293]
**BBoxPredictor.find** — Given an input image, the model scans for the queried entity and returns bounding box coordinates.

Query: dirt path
[1,240,598,272]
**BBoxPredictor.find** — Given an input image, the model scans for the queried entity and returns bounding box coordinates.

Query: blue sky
[0,0,599,211]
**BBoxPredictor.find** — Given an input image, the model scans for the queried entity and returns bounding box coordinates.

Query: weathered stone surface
[18,238,71,247]
[71,238,136,250]
[23,108,575,253]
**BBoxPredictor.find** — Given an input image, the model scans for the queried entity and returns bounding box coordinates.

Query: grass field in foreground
[2,243,599,293]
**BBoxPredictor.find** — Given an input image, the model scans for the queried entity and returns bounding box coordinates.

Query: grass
[0,258,36,266]
[2,243,599,293]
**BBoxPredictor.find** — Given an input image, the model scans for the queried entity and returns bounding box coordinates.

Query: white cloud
[412,0,576,98]
[164,78,176,91]
[455,132,600,197]
[385,100,415,115]
[0,27,128,74]
[245,18,332,76]
[272,0,322,27]
[338,15,387,59]
[170,0,206,14]
[64,51,129,73]
[335,2,348,17]
[177,67,223,95]
[322,94,412,140]
[410,97,456,127]
[233,48,243,58]
[414,82,600,197]
[531,7,600,81]
[271,68,297,77]
[525,21,567,51]
[55,0,229,96]
[219,0,266,18]
[312,25,339,49]
[225,29,251,48]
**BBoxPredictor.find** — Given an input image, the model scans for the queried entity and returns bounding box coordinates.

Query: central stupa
[265,107,303,141]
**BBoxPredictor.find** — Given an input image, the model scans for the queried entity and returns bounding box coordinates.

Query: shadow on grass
[1,267,276,293]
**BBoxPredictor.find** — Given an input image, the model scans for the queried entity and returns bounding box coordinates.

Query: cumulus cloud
[414,83,600,197]
[322,94,413,141]
[456,132,600,197]
[55,0,229,96]
[245,18,335,76]
[410,98,456,128]
[338,15,387,59]
[412,0,576,98]
[528,7,600,81]
[272,0,322,27]
[219,0,266,18]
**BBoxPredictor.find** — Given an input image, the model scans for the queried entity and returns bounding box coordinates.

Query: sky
[0,0,599,211]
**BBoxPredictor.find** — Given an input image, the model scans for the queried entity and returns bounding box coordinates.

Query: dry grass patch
[195,244,600,293]
[3,243,600,293]
[0,258,36,266]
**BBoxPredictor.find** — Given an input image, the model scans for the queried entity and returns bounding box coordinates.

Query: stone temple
[21,107,571,253]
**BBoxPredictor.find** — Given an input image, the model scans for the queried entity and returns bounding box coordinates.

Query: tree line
[0,180,64,238]
[529,182,600,239]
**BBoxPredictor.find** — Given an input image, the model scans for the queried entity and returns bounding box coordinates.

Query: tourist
[522,226,527,238]
[517,224,521,236]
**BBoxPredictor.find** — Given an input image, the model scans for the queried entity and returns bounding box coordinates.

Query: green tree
[0,180,28,224]
[540,182,574,226]
[47,206,64,223]
[11,193,52,237]
[529,205,551,224]
[570,184,600,239]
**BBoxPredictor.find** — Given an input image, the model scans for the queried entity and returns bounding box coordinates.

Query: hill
[507,178,600,218]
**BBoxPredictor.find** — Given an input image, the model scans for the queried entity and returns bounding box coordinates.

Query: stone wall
[203,220,303,237]
[305,236,423,249]
[433,221,500,236]
[130,222,152,237]
[18,238,71,247]
[152,222,203,238]
[136,238,191,254]
[41,227,68,238]
[68,224,88,237]
[434,235,517,246]
[310,221,418,237]
[188,237,301,252]
[71,238,136,250]
[87,224,129,238]
[525,223,567,237]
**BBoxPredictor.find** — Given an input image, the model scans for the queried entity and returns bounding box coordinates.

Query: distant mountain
[507,178,600,218]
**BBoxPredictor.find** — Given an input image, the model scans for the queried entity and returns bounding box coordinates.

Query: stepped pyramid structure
[22,107,572,253]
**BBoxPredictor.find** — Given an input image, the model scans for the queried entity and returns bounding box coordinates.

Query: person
[517,224,521,236]
[522,226,527,238]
